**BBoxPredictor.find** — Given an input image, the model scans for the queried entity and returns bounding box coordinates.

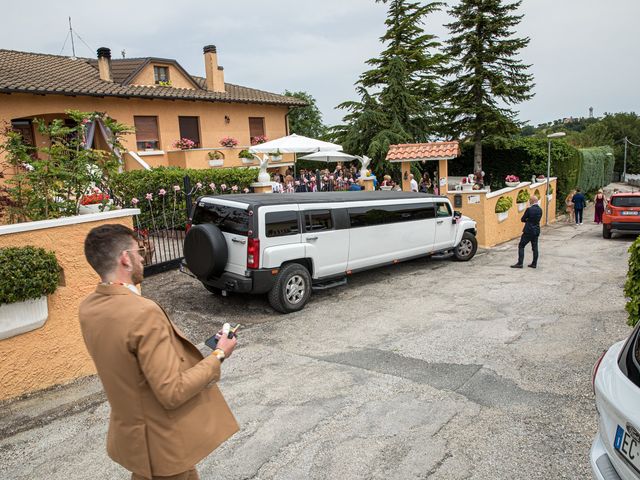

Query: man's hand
[216,334,237,358]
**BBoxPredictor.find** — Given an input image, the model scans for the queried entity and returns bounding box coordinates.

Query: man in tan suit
[79,224,238,480]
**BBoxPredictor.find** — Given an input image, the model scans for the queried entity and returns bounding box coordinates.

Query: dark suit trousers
[517,232,539,266]
[575,208,583,224]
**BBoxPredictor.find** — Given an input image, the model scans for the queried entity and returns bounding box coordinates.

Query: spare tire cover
[184,224,229,278]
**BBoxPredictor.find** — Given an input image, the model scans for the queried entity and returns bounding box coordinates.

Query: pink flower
[145,193,153,201]
[82,118,90,124]
[231,185,238,192]
[131,197,139,206]
[243,187,249,193]
[158,188,166,196]
[295,180,300,186]
[303,177,308,183]
[92,186,101,193]
[196,182,203,189]
[173,185,180,192]
[220,184,227,191]
[329,175,334,180]
[209,183,216,190]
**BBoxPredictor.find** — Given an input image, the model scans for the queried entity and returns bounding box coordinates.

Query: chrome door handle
[307,236,318,241]
[232,238,246,244]
[437,220,444,224]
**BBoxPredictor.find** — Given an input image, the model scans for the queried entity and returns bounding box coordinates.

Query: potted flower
[79,188,111,214]
[239,149,255,164]
[536,175,546,183]
[172,138,196,150]
[0,246,59,340]
[495,196,513,222]
[547,184,554,201]
[219,137,239,148]
[516,189,530,211]
[270,149,283,162]
[251,135,268,145]
[505,175,520,188]
[460,177,473,192]
[207,150,224,167]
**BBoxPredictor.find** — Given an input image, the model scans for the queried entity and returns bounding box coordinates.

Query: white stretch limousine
[183,192,477,313]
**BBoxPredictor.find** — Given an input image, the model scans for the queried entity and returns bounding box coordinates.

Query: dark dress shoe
[510,264,523,268]
[528,264,537,268]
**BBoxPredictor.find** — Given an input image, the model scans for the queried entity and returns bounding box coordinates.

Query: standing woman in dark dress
[594,189,606,224]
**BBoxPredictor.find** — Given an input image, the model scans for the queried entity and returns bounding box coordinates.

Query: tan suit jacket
[79,284,238,478]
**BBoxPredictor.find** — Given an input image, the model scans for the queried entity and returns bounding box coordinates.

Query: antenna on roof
[121,49,126,59]
[68,17,76,58]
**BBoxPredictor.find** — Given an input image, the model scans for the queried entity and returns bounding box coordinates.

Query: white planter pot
[241,158,255,165]
[462,184,473,191]
[208,159,224,167]
[517,202,527,212]
[78,203,110,215]
[270,155,282,162]
[505,182,519,188]
[547,194,553,201]
[497,211,509,223]
[0,296,48,340]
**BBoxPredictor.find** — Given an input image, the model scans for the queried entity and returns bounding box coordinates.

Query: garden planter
[547,194,553,201]
[517,202,527,212]
[270,155,283,162]
[208,159,224,167]
[462,183,473,192]
[78,203,110,214]
[0,296,48,340]
[241,158,256,165]
[505,182,519,188]
[497,211,509,223]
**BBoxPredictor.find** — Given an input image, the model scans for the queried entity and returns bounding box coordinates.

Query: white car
[183,191,477,313]
[591,325,640,479]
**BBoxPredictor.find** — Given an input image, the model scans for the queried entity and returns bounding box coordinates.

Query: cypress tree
[332,0,446,175]
[443,0,534,173]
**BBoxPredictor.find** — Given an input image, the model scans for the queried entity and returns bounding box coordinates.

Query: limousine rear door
[300,207,348,279]
[434,201,456,251]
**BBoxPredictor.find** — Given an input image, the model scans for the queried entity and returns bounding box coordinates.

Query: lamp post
[546,132,566,225]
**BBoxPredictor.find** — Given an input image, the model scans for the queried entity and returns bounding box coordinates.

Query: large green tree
[283,90,327,139]
[442,0,534,173]
[331,0,446,175]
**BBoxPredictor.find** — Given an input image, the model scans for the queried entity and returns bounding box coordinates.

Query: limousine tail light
[247,238,260,269]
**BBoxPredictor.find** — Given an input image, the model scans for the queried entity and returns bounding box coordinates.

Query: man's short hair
[84,224,137,277]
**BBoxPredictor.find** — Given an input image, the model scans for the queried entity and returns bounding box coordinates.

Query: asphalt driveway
[0,203,636,479]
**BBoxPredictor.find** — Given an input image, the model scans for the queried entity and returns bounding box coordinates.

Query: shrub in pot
[0,246,60,339]
[239,149,255,163]
[516,189,530,211]
[495,196,513,222]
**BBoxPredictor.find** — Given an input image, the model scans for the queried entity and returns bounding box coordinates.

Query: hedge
[625,237,640,327]
[109,167,258,225]
[0,246,60,305]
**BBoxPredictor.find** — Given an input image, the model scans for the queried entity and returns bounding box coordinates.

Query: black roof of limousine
[198,191,446,208]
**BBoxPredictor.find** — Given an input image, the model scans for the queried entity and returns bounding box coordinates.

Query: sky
[2,0,639,128]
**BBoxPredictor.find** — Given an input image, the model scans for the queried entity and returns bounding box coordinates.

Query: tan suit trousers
[131,468,199,480]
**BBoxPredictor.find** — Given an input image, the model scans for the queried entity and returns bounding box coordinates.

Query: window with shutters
[178,116,200,148]
[134,116,160,150]
[249,117,265,144]
[153,66,170,84]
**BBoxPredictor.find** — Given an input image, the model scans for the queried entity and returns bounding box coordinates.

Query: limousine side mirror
[453,211,462,224]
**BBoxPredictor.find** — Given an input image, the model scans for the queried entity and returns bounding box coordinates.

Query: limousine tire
[454,232,477,261]
[268,263,312,314]
[184,224,228,278]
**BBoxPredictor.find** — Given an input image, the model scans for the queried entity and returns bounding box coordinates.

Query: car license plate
[614,425,640,471]
[622,211,640,215]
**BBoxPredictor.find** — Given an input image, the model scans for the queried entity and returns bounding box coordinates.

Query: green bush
[495,196,513,213]
[109,167,258,225]
[0,246,60,305]
[516,189,530,203]
[577,146,614,193]
[625,237,640,327]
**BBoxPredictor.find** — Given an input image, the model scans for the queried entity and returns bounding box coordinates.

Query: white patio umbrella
[298,150,357,162]
[248,133,342,154]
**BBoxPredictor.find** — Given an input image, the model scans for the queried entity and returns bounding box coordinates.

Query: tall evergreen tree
[283,90,327,139]
[442,0,534,173]
[332,0,446,175]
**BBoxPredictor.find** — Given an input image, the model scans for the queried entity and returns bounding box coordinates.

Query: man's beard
[131,263,144,285]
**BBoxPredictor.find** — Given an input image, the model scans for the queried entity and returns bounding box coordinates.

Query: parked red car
[603,192,640,238]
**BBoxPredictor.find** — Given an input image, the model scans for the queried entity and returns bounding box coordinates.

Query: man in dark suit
[572,188,586,225]
[511,195,543,269]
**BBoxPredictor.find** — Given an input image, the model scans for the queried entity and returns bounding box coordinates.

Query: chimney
[97,47,113,82]
[203,45,225,93]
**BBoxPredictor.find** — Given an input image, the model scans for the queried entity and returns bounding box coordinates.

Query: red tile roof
[386,141,460,162]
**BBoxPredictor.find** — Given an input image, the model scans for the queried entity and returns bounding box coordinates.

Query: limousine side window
[192,203,250,236]
[265,211,300,237]
[436,202,452,218]
[305,210,333,232]
[349,203,435,228]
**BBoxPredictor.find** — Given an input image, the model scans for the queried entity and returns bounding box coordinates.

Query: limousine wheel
[184,224,228,278]
[454,232,478,261]
[268,263,312,314]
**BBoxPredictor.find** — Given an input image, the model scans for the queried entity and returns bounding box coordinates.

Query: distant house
[0,45,305,171]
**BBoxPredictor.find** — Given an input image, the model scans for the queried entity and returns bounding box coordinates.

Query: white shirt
[410,179,418,192]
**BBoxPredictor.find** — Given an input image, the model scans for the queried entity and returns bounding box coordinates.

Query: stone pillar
[359,178,375,191]
[438,159,449,194]
[251,182,273,194]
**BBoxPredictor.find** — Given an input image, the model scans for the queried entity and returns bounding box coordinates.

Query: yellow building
[0,45,305,170]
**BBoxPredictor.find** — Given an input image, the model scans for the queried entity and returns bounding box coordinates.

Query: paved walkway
[0,193,636,479]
